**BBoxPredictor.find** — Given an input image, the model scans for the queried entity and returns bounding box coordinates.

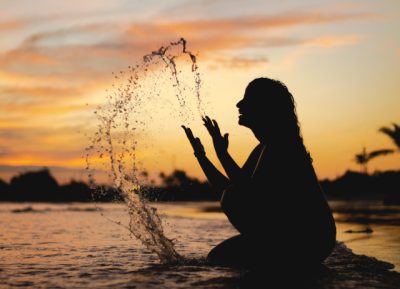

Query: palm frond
[379,123,400,149]
[379,127,395,137]
[368,149,394,159]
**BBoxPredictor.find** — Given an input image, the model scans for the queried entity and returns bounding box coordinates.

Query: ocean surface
[0,200,399,288]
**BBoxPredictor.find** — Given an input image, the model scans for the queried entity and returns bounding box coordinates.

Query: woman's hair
[246,77,313,162]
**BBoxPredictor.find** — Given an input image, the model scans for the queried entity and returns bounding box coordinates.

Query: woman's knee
[207,235,244,263]
[206,246,220,263]
[206,235,256,267]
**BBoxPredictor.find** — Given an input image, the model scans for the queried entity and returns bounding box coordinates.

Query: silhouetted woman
[182,77,336,269]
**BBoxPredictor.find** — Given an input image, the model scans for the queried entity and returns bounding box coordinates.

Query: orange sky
[0,0,399,183]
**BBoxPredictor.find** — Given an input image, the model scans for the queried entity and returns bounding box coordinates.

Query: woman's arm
[182,126,229,192]
[202,116,250,185]
[215,150,246,185]
[194,153,229,193]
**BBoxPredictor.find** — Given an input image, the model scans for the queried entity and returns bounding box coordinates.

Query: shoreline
[314,242,400,289]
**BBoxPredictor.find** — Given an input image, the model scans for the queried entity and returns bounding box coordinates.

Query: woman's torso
[244,144,336,245]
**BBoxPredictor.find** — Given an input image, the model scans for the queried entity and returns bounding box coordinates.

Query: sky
[0,0,399,184]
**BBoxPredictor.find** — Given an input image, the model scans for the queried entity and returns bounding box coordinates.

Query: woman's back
[249,144,336,259]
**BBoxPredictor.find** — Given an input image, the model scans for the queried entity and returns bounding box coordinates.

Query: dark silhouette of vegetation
[146,170,216,201]
[379,122,400,151]
[0,178,8,193]
[0,167,399,203]
[354,147,394,174]
[320,170,400,203]
[0,168,215,202]
[9,169,59,201]
[352,122,398,174]
[0,168,93,202]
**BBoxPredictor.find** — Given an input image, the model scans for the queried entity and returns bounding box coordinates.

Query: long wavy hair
[245,77,312,162]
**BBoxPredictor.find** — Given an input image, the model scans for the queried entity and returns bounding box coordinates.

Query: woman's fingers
[223,133,229,142]
[202,116,211,126]
[181,125,190,138]
[182,125,206,155]
[187,128,195,142]
[212,119,221,135]
[181,125,196,144]
[202,117,214,136]
[203,115,222,137]
[204,116,213,128]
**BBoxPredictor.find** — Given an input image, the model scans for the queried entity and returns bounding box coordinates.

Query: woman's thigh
[207,235,259,268]
[207,234,331,269]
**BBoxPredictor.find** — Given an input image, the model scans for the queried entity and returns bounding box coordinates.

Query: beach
[1,201,399,288]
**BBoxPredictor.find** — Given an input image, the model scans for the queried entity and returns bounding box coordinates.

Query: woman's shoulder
[247,143,264,159]
[253,143,264,151]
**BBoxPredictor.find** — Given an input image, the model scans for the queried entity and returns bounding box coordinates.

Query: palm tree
[379,123,400,151]
[355,147,394,174]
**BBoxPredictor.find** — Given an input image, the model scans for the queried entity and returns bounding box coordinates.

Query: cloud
[0,146,10,156]
[0,14,68,34]
[21,23,117,48]
[0,8,374,172]
[306,35,361,47]
[0,10,373,75]
[0,86,83,100]
[123,11,372,53]
[0,124,88,169]
[0,20,23,31]
[167,11,373,32]
[209,56,268,70]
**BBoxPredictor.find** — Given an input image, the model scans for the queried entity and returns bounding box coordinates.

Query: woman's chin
[238,117,249,127]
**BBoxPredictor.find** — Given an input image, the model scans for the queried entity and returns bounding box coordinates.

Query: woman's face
[237,79,296,141]
[236,88,261,128]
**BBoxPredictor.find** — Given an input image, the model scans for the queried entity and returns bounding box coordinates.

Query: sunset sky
[0,0,399,184]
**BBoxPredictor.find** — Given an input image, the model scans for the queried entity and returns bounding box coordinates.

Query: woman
[182,77,336,269]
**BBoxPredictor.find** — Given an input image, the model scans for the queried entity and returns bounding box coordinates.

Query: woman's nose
[236,100,243,108]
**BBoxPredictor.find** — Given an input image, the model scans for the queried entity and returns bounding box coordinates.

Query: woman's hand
[202,116,229,156]
[181,125,205,157]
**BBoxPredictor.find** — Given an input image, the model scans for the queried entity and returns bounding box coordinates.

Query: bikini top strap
[251,145,267,178]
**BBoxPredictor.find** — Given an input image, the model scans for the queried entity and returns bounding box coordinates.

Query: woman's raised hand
[202,116,229,155]
[181,125,206,157]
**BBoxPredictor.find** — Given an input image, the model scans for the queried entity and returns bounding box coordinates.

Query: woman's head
[236,77,305,148]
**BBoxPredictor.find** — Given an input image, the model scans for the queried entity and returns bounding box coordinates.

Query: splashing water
[85,38,206,263]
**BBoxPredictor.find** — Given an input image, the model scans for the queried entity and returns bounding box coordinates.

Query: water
[0,201,399,288]
[330,200,400,269]
[85,39,206,263]
[0,202,235,289]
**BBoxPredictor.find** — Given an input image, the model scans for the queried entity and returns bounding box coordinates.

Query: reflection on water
[329,200,400,271]
[0,201,399,288]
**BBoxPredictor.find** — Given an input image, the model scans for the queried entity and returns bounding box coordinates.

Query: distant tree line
[0,169,93,202]
[0,168,217,203]
[320,170,400,203]
[0,167,399,203]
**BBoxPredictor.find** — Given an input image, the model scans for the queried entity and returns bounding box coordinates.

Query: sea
[0,200,399,288]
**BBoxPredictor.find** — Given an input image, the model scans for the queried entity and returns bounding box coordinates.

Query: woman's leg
[207,233,334,270]
[207,234,255,268]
